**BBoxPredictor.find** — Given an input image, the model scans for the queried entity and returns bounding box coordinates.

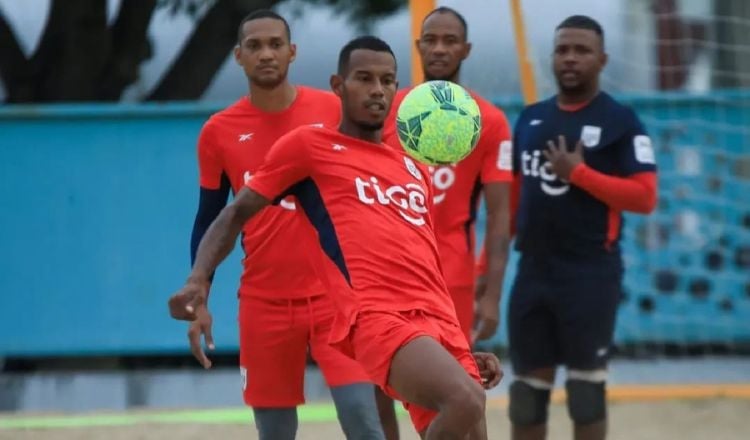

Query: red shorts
[350,310,481,433]
[449,285,475,344]
[239,294,371,407]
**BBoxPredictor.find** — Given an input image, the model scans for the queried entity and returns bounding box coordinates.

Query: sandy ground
[2,399,749,440]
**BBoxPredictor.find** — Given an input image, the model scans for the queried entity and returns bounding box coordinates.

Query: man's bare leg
[388,336,486,440]
[375,385,400,440]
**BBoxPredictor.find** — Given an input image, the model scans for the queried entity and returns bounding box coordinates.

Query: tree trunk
[0,0,156,102]
[652,0,706,91]
[0,12,34,102]
[31,0,109,101]
[0,0,404,103]
[146,0,284,101]
[714,0,750,88]
[97,0,157,100]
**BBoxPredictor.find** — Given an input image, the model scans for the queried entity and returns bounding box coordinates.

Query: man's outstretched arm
[169,187,270,320]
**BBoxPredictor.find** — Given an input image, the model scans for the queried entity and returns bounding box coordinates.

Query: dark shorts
[508,252,623,375]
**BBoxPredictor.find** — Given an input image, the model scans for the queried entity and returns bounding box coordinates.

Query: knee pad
[508,380,551,426]
[566,379,606,425]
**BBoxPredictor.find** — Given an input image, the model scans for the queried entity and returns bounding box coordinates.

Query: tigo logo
[520,150,569,196]
[355,176,428,226]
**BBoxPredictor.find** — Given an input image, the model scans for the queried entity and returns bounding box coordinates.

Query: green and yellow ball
[396,80,481,165]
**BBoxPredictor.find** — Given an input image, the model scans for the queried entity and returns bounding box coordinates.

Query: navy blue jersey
[512,92,657,256]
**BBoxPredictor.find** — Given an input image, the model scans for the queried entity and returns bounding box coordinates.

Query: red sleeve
[247,128,311,200]
[197,121,224,189]
[569,166,658,214]
[479,109,513,184]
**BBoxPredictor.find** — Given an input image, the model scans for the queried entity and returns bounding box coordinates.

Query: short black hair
[556,15,604,45]
[422,7,468,40]
[237,9,291,44]
[337,36,396,75]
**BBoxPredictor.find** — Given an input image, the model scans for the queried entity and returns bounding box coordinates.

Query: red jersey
[383,88,513,288]
[247,126,458,343]
[197,86,341,298]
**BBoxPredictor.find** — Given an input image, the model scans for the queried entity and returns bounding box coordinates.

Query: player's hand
[543,135,584,181]
[168,279,209,321]
[472,293,500,344]
[473,351,504,389]
[188,305,215,369]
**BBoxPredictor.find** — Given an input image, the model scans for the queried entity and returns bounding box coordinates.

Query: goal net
[452,0,750,351]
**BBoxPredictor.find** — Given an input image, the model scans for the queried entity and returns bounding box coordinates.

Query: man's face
[552,27,606,94]
[417,12,470,81]
[333,49,398,131]
[234,18,295,89]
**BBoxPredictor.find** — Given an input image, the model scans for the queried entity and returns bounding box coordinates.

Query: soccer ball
[396,80,481,165]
